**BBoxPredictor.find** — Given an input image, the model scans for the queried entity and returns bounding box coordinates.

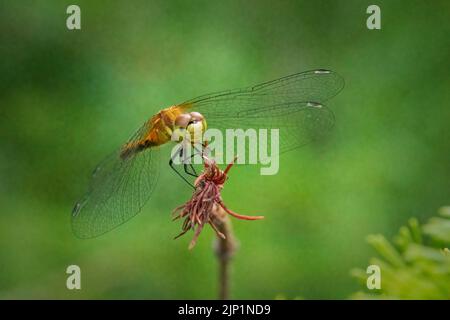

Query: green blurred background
[0,0,449,299]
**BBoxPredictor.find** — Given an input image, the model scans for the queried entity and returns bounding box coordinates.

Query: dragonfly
[72,69,344,238]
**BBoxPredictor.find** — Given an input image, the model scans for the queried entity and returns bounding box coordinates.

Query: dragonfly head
[174,111,207,144]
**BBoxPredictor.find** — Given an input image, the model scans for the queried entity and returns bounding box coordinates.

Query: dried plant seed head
[173,155,264,249]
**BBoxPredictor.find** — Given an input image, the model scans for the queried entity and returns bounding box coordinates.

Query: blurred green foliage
[0,1,449,299]
[351,207,450,299]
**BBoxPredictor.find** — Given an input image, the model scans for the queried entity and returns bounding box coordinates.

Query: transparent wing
[206,102,335,154]
[183,69,343,152]
[72,121,160,239]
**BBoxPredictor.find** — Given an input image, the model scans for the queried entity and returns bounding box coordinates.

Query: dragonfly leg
[186,142,210,177]
[179,146,198,178]
[187,163,197,176]
[169,146,195,189]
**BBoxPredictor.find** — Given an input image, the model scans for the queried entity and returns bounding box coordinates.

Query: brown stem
[212,205,237,300]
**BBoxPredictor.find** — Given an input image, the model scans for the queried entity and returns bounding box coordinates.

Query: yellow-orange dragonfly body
[72,70,344,238]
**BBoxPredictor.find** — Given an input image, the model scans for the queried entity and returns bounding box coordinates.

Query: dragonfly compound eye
[189,111,204,122]
[174,113,192,129]
[187,112,207,143]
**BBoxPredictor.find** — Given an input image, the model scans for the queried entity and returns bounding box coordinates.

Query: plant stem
[212,205,237,300]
